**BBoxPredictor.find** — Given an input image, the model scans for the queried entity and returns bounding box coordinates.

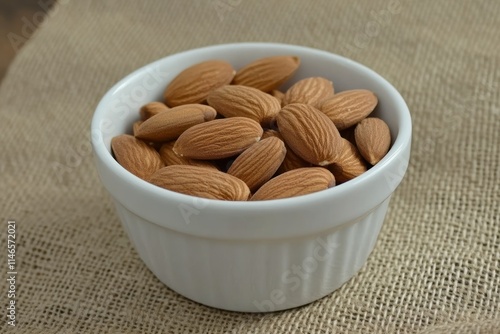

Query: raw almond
[251,167,335,201]
[354,117,391,165]
[262,129,311,173]
[132,120,143,137]
[270,90,285,107]
[140,102,169,121]
[283,77,334,108]
[149,165,250,201]
[173,117,263,159]
[227,137,286,191]
[135,104,217,142]
[339,126,357,145]
[320,89,378,130]
[164,60,235,107]
[327,138,367,184]
[207,85,281,127]
[159,141,218,170]
[111,134,164,180]
[276,103,343,166]
[232,56,300,92]
[261,129,281,140]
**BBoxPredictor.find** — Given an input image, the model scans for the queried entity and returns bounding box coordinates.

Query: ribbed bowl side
[113,196,390,312]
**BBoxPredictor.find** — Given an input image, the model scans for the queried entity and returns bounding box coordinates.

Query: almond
[262,129,311,173]
[207,85,281,127]
[227,137,286,191]
[283,77,334,108]
[140,102,169,121]
[261,129,281,140]
[173,117,263,159]
[132,121,143,137]
[270,90,285,107]
[320,89,378,130]
[164,60,235,107]
[327,138,367,184]
[159,141,218,170]
[276,103,343,166]
[251,167,335,201]
[149,165,250,201]
[232,56,300,92]
[354,117,391,165]
[135,104,217,142]
[279,151,312,173]
[339,126,357,145]
[111,134,164,180]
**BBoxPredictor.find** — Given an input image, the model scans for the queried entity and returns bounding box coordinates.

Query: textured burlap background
[1,0,499,332]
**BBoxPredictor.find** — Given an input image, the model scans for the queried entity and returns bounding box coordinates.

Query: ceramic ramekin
[91,43,411,312]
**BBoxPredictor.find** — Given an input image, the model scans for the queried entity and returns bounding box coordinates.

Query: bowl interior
[91,43,411,239]
[94,44,407,153]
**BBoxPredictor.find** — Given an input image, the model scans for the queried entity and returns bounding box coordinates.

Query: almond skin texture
[279,150,312,173]
[132,121,143,137]
[283,77,334,108]
[354,117,391,165]
[149,165,250,201]
[320,89,378,130]
[207,85,281,127]
[270,90,285,107]
[159,141,218,170]
[227,137,286,192]
[164,60,235,107]
[261,129,281,140]
[232,56,300,92]
[339,126,357,145]
[173,117,263,159]
[327,138,367,184]
[135,104,217,142]
[251,167,335,201]
[140,102,169,121]
[111,134,164,180]
[276,103,343,166]
[262,129,311,173]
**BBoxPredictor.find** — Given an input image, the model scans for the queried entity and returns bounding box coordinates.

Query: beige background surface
[0,0,56,80]
[1,0,499,333]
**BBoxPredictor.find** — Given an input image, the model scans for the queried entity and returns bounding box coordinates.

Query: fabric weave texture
[0,0,499,333]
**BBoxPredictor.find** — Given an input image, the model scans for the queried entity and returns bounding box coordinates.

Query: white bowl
[91,43,411,312]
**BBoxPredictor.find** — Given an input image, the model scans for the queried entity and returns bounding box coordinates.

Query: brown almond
[207,85,281,127]
[261,129,281,140]
[276,103,343,166]
[354,117,391,165]
[132,121,143,137]
[339,126,357,145]
[232,56,300,92]
[140,102,169,121]
[135,104,217,142]
[279,150,312,173]
[327,138,367,184]
[283,77,334,108]
[111,134,164,180]
[159,141,218,170]
[251,168,335,201]
[320,89,378,130]
[261,129,311,173]
[164,60,235,107]
[149,165,250,201]
[270,90,285,107]
[173,117,263,159]
[227,137,286,192]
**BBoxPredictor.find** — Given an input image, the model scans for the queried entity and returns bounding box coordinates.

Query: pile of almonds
[111,56,392,201]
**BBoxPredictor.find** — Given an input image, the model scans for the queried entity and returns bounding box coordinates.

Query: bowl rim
[91,42,412,213]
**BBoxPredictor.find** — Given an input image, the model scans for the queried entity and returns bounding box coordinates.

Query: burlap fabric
[1,0,499,332]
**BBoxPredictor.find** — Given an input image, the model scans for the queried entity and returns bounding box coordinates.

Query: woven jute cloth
[1,0,499,332]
